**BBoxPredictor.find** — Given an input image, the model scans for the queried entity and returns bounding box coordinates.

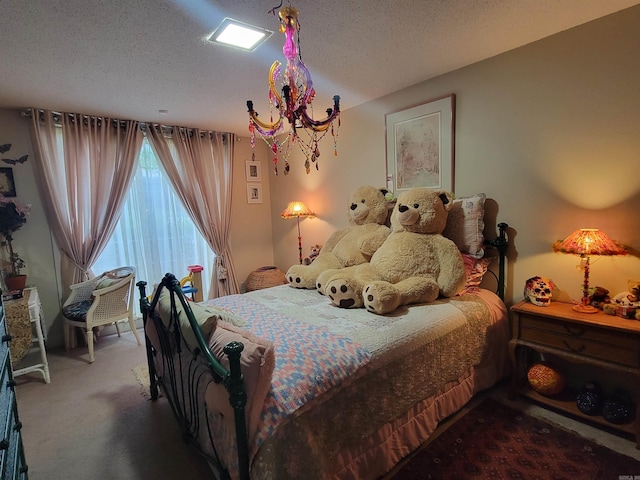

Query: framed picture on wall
[0,168,17,197]
[245,160,262,182]
[247,183,263,204]
[385,93,455,193]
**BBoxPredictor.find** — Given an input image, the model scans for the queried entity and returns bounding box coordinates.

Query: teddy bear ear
[438,191,454,211]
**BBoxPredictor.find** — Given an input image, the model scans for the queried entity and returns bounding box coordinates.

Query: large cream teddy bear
[322,187,467,314]
[286,185,391,289]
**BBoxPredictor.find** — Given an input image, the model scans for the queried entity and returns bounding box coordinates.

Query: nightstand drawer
[520,316,640,367]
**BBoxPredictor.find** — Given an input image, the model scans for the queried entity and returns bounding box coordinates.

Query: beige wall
[269,5,640,306]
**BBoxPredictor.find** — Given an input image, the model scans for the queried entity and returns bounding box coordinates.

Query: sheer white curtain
[93,139,215,302]
[146,126,239,298]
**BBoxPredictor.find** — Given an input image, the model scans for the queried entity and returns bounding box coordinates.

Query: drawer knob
[564,326,585,336]
[0,438,8,450]
[1,334,12,343]
[7,379,16,391]
[563,340,586,353]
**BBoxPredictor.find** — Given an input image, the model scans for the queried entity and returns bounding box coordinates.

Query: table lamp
[281,201,315,264]
[552,228,626,313]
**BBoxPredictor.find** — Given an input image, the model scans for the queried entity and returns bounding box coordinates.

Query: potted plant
[0,194,30,291]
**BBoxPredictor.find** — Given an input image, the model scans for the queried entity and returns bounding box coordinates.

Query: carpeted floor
[391,398,640,479]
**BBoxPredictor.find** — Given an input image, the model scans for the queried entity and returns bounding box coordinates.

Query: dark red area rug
[392,398,640,479]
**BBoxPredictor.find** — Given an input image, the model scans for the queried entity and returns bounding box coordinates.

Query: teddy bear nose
[350,204,357,210]
[398,204,408,212]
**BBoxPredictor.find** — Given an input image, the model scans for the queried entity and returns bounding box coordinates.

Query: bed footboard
[137,274,250,480]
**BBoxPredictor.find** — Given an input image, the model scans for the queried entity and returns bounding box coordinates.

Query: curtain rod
[20,108,232,139]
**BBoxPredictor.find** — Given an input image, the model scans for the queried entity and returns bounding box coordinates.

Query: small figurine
[588,286,611,310]
[524,276,556,307]
[303,244,322,265]
[611,279,640,319]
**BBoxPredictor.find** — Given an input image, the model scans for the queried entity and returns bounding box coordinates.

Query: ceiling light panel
[207,18,272,51]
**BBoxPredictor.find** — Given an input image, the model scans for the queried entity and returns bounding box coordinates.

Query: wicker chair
[62,266,141,363]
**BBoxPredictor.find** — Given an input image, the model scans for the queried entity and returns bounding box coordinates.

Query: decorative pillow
[206,323,275,445]
[458,254,490,295]
[95,277,118,291]
[154,288,219,349]
[442,193,486,258]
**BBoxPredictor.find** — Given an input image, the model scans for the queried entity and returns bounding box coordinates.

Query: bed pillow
[154,288,219,349]
[458,254,491,295]
[442,193,486,258]
[206,323,275,444]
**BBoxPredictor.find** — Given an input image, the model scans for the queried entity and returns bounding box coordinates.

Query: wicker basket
[246,266,286,291]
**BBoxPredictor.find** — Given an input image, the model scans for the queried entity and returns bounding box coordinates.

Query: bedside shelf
[516,384,636,438]
[509,300,640,447]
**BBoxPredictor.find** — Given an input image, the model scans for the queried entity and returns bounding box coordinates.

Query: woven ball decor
[246,266,286,291]
[527,362,566,396]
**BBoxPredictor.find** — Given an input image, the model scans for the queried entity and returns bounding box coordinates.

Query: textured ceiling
[1,0,638,135]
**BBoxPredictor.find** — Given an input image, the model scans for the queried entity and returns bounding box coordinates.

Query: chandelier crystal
[247,5,341,175]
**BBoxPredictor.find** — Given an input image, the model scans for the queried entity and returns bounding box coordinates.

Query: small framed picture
[0,168,16,197]
[247,183,263,204]
[245,161,262,182]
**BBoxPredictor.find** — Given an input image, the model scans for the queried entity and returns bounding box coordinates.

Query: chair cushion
[62,299,93,322]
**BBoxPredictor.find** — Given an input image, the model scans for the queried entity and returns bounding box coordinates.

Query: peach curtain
[28,110,143,294]
[145,125,239,298]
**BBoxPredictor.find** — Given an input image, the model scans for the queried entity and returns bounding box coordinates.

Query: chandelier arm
[298,96,341,131]
[268,61,284,109]
[247,108,283,136]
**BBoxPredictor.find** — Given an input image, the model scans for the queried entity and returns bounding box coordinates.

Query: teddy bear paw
[326,279,363,309]
[363,281,400,314]
[285,266,316,289]
[315,269,337,295]
[287,273,303,287]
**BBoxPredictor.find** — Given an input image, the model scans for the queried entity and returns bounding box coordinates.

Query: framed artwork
[245,160,262,182]
[385,93,455,193]
[246,183,263,204]
[0,168,16,197]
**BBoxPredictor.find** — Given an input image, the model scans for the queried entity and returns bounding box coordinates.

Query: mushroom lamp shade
[552,228,626,313]
[281,201,315,265]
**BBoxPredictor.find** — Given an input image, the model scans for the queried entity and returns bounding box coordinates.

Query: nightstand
[509,300,640,446]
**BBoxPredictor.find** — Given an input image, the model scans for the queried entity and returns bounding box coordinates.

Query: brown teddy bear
[322,187,466,314]
[285,185,392,289]
[303,244,322,265]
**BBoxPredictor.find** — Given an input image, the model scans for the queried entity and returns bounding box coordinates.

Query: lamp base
[572,303,598,314]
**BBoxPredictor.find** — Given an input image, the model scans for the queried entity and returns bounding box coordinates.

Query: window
[93,139,215,305]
